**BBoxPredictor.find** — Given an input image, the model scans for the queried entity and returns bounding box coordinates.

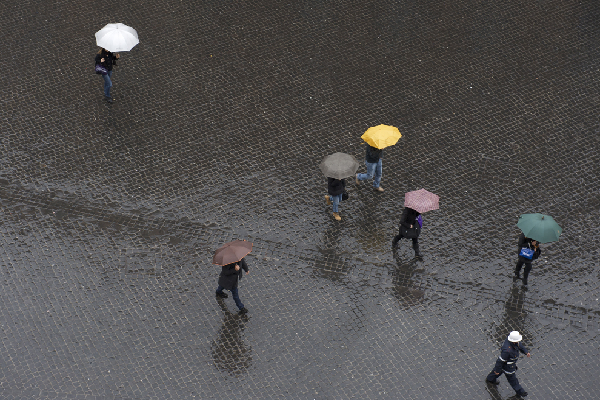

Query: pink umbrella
[404,189,439,213]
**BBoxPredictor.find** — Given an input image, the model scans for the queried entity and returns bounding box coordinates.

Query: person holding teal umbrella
[514,213,562,286]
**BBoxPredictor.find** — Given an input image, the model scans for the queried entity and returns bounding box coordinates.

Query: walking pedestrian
[392,206,422,258]
[514,233,541,286]
[486,331,531,397]
[324,177,346,221]
[95,48,120,103]
[355,144,384,192]
[216,258,249,315]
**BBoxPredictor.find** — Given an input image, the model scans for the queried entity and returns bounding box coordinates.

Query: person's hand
[246,271,249,275]
[410,225,413,228]
[526,353,531,357]
[494,371,500,375]
[234,264,240,271]
[100,58,105,62]
[116,54,120,59]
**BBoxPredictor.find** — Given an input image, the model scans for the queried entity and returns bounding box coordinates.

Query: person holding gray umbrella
[320,152,359,221]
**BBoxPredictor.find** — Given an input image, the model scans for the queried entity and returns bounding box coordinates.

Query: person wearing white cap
[486,331,531,397]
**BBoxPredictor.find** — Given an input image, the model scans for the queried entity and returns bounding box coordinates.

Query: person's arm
[223,264,238,276]
[519,343,531,357]
[518,233,526,248]
[240,258,249,273]
[341,179,346,190]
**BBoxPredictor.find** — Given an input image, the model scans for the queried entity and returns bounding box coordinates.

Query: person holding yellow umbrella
[355,125,402,192]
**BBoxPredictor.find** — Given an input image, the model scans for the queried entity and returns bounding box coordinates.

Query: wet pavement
[1,0,600,398]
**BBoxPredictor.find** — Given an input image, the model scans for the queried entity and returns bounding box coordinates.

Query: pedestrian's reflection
[313,222,350,283]
[211,299,252,375]
[493,285,530,344]
[389,251,425,308]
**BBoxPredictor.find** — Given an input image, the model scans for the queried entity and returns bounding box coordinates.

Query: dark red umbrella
[212,240,253,266]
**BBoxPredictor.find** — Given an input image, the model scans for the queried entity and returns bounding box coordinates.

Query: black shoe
[105,97,113,103]
[514,271,520,278]
[522,279,528,286]
[238,307,248,315]
[517,391,528,397]
[486,379,499,385]
[414,251,422,258]
[216,291,228,299]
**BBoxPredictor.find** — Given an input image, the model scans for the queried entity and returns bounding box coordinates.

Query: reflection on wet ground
[2,0,600,398]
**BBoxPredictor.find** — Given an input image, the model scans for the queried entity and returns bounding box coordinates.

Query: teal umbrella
[517,213,562,243]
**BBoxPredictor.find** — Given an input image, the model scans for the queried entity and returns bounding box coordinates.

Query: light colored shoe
[355,174,360,185]
[374,186,384,192]
[324,195,332,206]
[332,212,341,221]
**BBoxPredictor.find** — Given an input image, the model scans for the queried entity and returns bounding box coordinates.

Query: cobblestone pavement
[1,0,599,398]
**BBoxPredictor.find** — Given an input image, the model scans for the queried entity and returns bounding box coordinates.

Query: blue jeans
[216,285,244,310]
[330,193,342,213]
[102,70,113,98]
[356,159,382,188]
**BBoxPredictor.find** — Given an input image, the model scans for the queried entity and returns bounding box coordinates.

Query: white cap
[508,331,523,342]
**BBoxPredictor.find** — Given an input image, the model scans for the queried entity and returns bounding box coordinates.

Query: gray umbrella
[319,152,360,179]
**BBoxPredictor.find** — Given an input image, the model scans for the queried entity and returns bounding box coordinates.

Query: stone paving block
[2,0,600,398]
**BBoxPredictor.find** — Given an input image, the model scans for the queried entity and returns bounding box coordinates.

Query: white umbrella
[95,23,139,52]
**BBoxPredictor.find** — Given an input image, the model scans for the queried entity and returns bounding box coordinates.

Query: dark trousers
[216,285,244,310]
[515,258,532,281]
[393,230,419,253]
[486,370,525,394]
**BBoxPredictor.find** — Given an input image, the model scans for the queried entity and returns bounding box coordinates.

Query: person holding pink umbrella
[392,189,439,258]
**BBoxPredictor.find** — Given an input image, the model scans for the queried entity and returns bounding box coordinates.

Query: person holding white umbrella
[94,23,139,103]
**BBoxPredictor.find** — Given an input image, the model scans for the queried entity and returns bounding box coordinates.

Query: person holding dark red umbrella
[213,240,252,315]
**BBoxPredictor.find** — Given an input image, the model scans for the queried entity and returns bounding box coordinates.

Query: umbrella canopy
[517,213,562,243]
[213,240,253,266]
[319,152,360,179]
[361,124,402,149]
[404,189,439,213]
[95,23,139,52]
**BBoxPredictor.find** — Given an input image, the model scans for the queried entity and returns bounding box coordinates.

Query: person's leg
[373,159,382,188]
[412,237,421,257]
[216,285,228,298]
[505,372,526,396]
[231,287,245,310]
[515,259,525,277]
[331,194,342,220]
[523,263,532,285]
[357,161,376,182]
[332,194,340,213]
[103,72,113,98]
[392,228,404,246]
[486,370,502,384]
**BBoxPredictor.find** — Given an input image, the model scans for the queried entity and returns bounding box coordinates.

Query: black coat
[399,207,420,228]
[95,50,118,71]
[365,145,383,163]
[492,339,529,374]
[218,258,249,290]
[517,233,541,261]
[327,178,346,196]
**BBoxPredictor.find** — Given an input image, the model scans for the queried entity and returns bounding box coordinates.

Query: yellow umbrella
[361,124,402,149]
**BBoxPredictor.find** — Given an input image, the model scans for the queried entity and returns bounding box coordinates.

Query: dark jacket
[365,145,383,163]
[492,339,529,375]
[327,178,346,196]
[217,258,249,290]
[517,233,541,260]
[399,207,421,229]
[95,50,118,71]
